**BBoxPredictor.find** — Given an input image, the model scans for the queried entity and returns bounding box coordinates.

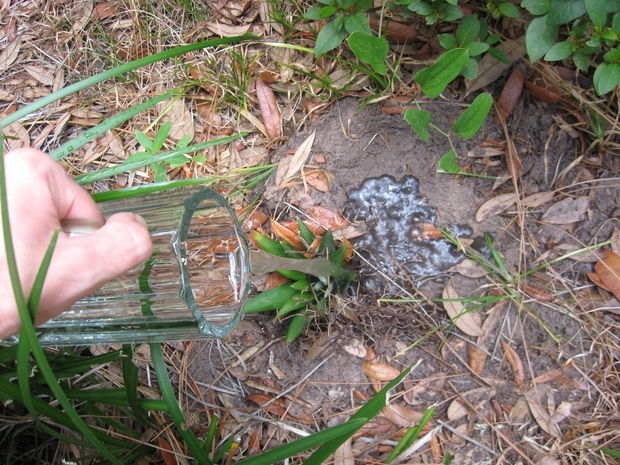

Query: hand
[0,148,153,338]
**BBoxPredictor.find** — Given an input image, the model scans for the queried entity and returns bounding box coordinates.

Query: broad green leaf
[315,18,347,56]
[408,1,434,16]
[347,32,389,75]
[594,62,620,95]
[461,58,479,79]
[525,15,558,62]
[456,15,481,46]
[466,41,490,57]
[154,121,171,150]
[584,0,609,26]
[499,2,521,18]
[452,92,493,139]
[443,4,464,21]
[438,150,460,174]
[135,130,153,151]
[544,41,575,61]
[305,5,337,20]
[404,108,432,142]
[343,11,371,34]
[547,0,586,25]
[438,33,458,50]
[521,0,550,15]
[415,48,468,98]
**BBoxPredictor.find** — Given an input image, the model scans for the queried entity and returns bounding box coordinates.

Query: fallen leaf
[0,37,21,74]
[333,438,354,465]
[447,258,488,278]
[270,219,304,250]
[23,65,54,86]
[447,387,495,421]
[275,131,315,187]
[161,99,194,142]
[465,36,526,96]
[304,205,350,230]
[475,192,517,222]
[369,17,418,43]
[524,386,561,437]
[495,67,525,123]
[255,77,282,140]
[501,342,525,387]
[522,191,554,208]
[588,250,620,299]
[446,398,468,421]
[522,283,556,302]
[158,437,179,465]
[467,343,486,375]
[304,169,330,192]
[205,21,252,36]
[382,403,423,427]
[409,222,443,239]
[2,121,30,150]
[541,196,589,224]
[362,361,401,382]
[442,282,484,337]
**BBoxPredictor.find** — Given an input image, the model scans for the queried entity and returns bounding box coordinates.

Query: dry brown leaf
[205,21,252,36]
[467,343,486,375]
[465,36,526,96]
[256,77,282,140]
[447,258,488,278]
[304,169,330,192]
[382,403,424,427]
[495,67,525,123]
[522,283,556,302]
[501,342,525,387]
[369,17,418,43]
[23,65,54,86]
[275,131,315,187]
[270,219,304,250]
[475,192,517,222]
[447,387,495,421]
[524,387,561,437]
[3,121,30,150]
[93,2,118,19]
[442,282,484,337]
[333,438,354,465]
[304,205,350,231]
[522,191,554,208]
[362,361,401,382]
[157,437,179,465]
[588,249,620,299]
[162,99,194,142]
[541,196,589,224]
[0,37,21,74]
[447,398,468,421]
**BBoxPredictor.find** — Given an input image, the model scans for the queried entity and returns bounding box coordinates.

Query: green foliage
[245,224,355,342]
[403,0,463,25]
[522,0,620,95]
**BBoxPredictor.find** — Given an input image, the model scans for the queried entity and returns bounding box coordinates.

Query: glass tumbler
[35,186,251,346]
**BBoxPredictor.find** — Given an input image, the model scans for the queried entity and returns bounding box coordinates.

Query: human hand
[0,148,153,338]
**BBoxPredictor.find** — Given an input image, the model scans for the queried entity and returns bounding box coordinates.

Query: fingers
[35,212,153,323]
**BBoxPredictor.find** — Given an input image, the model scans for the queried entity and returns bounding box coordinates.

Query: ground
[184,97,620,464]
[0,1,618,464]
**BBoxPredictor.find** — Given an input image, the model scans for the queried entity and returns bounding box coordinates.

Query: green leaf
[526,15,559,62]
[499,2,521,17]
[437,150,460,174]
[135,130,153,151]
[315,18,347,56]
[547,0,586,25]
[347,32,389,75]
[153,121,171,150]
[466,41,490,57]
[521,0,550,15]
[415,48,468,98]
[456,15,481,46]
[243,283,299,313]
[304,5,327,20]
[593,62,620,94]
[461,58,479,79]
[438,33,458,50]
[404,108,432,142]
[408,1,434,16]
[544,40,575,60]
[584,0,609,26]
[285,312,308,342]
[452,92,493,139]
[343,11,371,34]
[443,4,464,21]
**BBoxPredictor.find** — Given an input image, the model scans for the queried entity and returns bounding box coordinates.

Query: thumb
[37,213,153,322]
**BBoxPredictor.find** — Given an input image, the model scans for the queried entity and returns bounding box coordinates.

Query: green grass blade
[0,35,255,131]
[50,90,177,161]
[234,418,368,465]
[385,404,436,463]
[74,133,246,185]
[305,363,417,465]
[150,342,214,465]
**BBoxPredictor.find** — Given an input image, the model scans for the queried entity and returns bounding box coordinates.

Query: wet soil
[187,96,619,464]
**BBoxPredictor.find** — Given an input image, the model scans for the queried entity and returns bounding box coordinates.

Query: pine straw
[1,1,618,464]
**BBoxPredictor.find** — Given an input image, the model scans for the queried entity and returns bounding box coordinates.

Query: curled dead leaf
[501,342,525,387]
[362,361,401,382]
[442,282,484,337]
[587,249,620,299]
[304,205,350,231]
[270,219,304,250]
[467,343,486,375]
[275,131,315,188]
[255,77,282,140]
[304,169,331,192]
[475,192,517,222]
[495,67,525,123]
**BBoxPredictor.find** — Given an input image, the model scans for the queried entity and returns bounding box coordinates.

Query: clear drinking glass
[35,186,251,346]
